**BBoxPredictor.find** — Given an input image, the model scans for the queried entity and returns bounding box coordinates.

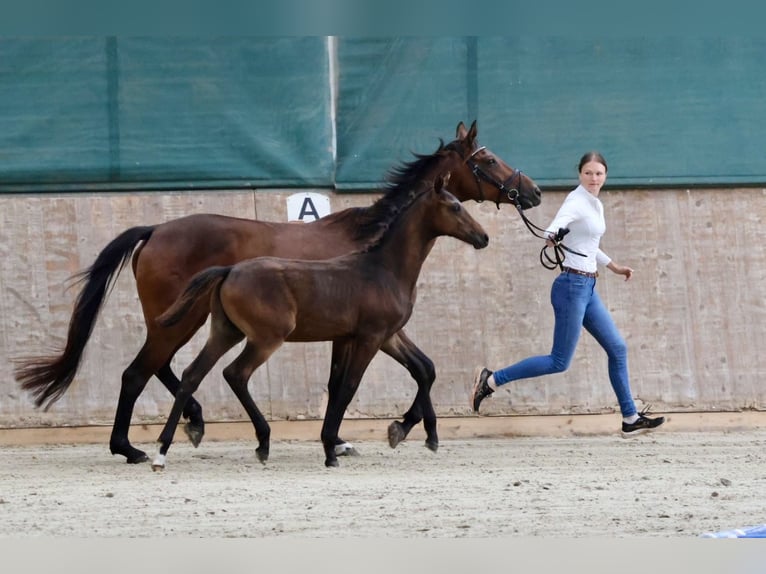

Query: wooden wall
[2,186,765,428]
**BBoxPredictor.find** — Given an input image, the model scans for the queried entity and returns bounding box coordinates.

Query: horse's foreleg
[155,363,205,448]
[380,330,438,452]
[323,354,357,457]
[322,340,378,467]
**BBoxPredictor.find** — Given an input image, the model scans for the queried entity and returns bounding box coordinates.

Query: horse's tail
[157,266,232,328]
[13,225,157,410]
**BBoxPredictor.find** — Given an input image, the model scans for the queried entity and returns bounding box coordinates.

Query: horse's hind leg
[155,363,205,448]
[221,341,282,464]
[111,346,168,464]
[380,330,439,452]
[153,329,242,470]
[110,323,206,463]
[152,350,217,470]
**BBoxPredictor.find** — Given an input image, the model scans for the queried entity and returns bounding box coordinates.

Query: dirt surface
[1,429,764,538]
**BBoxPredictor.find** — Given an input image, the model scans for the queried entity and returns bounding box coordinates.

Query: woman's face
[579,160,607,195]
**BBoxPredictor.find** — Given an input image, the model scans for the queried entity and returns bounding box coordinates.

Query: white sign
[286,192,331,222]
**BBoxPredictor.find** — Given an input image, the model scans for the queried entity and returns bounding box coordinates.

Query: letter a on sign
[287,192,331,222]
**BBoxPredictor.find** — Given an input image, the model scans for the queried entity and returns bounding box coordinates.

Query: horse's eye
[486,158,497,166]
[451,203,461,213]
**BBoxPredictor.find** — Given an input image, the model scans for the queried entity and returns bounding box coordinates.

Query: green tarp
[1,37,765,192]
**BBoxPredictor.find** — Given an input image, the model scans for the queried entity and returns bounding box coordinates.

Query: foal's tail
[157,266,232,328]
[13,225,156,410]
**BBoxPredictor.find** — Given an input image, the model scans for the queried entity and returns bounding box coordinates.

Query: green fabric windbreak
[2,37,766,192]
[334,37,475,189]
[0,37,333,191]
[475,38,766,188]
[116,37,333,187]
[0,38,112,187]
[335,37,766,189]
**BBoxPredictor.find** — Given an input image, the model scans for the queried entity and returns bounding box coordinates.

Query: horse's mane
[346,139,452,247]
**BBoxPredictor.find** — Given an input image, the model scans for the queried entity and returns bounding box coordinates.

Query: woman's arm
[606,260,633,281]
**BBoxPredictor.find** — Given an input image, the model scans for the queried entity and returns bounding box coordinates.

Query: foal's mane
[346,140,453,247]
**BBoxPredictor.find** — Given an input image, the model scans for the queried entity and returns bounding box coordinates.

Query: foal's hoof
[255,447,269,464]
[425,439,439,453]
[325,458,339,468]
[387,421,406,449]
[335,442,359,457]
[151,454,166,471]
[183,423,205,448]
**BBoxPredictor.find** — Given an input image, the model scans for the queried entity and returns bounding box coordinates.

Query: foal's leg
[326,372,358,458]
[152,317,244,470]
[379,330,439,452]
[221,341,282,464]
[156,363,205,448]
[322,339,379,467]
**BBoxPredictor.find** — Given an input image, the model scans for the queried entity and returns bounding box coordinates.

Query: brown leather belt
[562,266,598,279]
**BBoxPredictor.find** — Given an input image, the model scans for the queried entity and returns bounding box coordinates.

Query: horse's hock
[2,185,766,431]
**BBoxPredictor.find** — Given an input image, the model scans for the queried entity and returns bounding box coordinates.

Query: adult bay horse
[14,121,541,464]
[152,174,489,468]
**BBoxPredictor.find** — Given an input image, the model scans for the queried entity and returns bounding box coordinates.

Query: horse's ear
[456,121,467,139]
[467,120,478,142]
[442,171,451,189]
[433,174,445,192]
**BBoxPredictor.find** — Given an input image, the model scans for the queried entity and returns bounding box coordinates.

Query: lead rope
[512,204,586,271]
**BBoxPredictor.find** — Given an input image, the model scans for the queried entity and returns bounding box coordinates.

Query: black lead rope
[539,228,572,271]
[512,204,587,271]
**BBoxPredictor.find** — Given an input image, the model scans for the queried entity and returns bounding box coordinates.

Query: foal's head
[420,173,489,250]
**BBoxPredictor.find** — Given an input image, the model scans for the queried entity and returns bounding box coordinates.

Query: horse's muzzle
[520,185,542,210]
[471,232,489,249]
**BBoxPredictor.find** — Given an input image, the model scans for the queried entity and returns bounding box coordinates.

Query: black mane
[351,140,451,245]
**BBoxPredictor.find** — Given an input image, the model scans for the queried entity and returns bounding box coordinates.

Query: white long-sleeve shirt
[545,184,611,273]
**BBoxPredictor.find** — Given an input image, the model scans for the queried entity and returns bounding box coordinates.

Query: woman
[471,151,664,436]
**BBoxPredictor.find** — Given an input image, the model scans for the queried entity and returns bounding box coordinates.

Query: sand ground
[1,422,764,538]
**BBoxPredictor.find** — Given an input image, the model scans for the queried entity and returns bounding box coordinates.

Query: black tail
[13,225,156,410]
[157,266,232,328]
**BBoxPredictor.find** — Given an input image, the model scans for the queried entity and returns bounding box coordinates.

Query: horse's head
[445,120,542,211]
[427,173,489,250]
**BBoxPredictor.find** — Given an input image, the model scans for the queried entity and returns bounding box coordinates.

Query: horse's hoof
[128,452,150,464]
[387,421,406,449]
[255,447,269,464]
[325,458,339,468]
[151,454,166,471]
[335,442,359,457]
[113,447,149,464]
[425,439,439,453]
[183,423,205,448]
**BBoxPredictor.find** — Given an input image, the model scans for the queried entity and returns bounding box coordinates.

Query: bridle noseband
[465,146,522,209]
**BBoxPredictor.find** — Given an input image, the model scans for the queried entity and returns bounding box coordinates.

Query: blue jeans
[493,272,637,417]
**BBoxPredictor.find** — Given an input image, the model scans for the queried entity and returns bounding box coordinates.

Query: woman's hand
[545,232,557,248]
[607,262,633,281]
